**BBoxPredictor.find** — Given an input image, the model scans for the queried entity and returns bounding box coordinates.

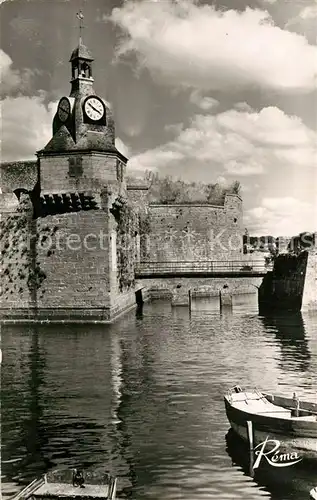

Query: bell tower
[69,39,94,97]
[69,11,94,97]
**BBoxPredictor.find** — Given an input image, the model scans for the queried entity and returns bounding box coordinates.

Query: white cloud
[234,102,253,112]
[299,5,317,20]
[129,149,184,172]
[245,197,317,235]
[110,0,317,93]
[1,95,56,162]
[216,175,227,185]
[164,123,184,135]
[0,49,34,97]
[128,106,316,177]
[190,90,219,111]
[1,95,133,163]
[285,3,317,32]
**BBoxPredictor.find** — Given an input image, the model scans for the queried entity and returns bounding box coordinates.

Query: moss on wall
[111,198,137,292]
[0,196,58,307]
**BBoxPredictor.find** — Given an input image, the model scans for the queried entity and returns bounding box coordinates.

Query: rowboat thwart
[10,469,117,500]
[224,386,317,458]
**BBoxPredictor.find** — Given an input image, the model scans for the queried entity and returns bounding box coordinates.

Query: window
[68,156,83,177]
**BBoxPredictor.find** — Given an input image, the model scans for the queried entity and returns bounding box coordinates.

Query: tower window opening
[80,62,90,78]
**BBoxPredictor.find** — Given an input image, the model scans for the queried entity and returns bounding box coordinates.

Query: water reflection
[21,328,51,476]
[2,299,317,500]
[135,303,144,320]
[225,430,317,500]
[260,313,311,373]
[2,328,52,484]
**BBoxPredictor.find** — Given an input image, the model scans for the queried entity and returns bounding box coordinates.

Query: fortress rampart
[143,194,243,262]
[0,39,248,322]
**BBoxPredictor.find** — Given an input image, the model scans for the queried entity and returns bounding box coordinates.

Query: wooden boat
[10,469,117,500]
[224,386,317,459]
[310,487,317,499]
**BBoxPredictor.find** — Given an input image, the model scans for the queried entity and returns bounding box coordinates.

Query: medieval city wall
[143,194,243,262]
[0,161,38,192]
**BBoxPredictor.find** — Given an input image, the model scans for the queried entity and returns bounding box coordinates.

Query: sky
[0,0,316,236]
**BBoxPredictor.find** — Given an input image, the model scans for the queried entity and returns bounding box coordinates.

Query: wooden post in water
[188,289,192,311]
[171,285,190,306]
[246,420,254,451]
[219,290,233,310]
[246,420,255,477]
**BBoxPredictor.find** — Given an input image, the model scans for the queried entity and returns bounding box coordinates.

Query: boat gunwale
[9,471,117,500]
[224,388,317,434]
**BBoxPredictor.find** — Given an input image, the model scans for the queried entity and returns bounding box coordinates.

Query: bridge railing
[135,260,271,275]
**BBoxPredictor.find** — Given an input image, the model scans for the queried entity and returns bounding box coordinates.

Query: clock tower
[37,34,127,195]
[29,23,137,323]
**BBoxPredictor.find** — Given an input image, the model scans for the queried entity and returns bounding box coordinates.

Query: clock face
[57,97,70,122]
[84,96,105,121]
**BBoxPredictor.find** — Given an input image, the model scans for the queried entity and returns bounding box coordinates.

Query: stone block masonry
[258,252,308,313]
[36,211,110,309]
[39,153,123,195]
[0,161,38,193]
[0,189,138,322]
[143,194,243,262]
[302,247,317,311]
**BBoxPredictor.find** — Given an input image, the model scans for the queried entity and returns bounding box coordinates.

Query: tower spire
[76,10,85,44]
[70,11,94,96]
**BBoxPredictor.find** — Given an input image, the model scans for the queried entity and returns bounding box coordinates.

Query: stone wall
[0,188,138,322]
[0,194,35,311]
[258,252,308,313]
[1,158,248,322]
[302,247,317,311]
[0,161,38,192]
[143,194,243,262]
[39,153,126,194]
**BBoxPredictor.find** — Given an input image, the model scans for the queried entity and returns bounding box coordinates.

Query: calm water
[1,295,317,499]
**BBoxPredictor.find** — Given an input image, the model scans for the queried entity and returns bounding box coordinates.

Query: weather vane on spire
[76,10,85,43]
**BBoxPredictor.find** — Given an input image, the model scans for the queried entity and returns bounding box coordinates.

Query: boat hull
[229,420,317,458]
[224,393,317,459]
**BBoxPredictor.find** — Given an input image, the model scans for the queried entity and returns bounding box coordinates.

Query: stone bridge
[135,260,268,307]
[135,260,269,278]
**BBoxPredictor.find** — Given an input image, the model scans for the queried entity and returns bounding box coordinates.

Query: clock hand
[88,103,101,114]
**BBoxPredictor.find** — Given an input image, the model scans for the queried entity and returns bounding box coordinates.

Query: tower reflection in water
[1,324,134,498]
[260,313,311,374]
[2,327,52,486]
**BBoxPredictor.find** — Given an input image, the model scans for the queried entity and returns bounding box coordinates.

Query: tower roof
[70,40,93,62]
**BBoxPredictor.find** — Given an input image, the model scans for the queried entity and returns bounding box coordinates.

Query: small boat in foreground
[310,487,317,499]
[10,469,117,500]
[224,386,317,458]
